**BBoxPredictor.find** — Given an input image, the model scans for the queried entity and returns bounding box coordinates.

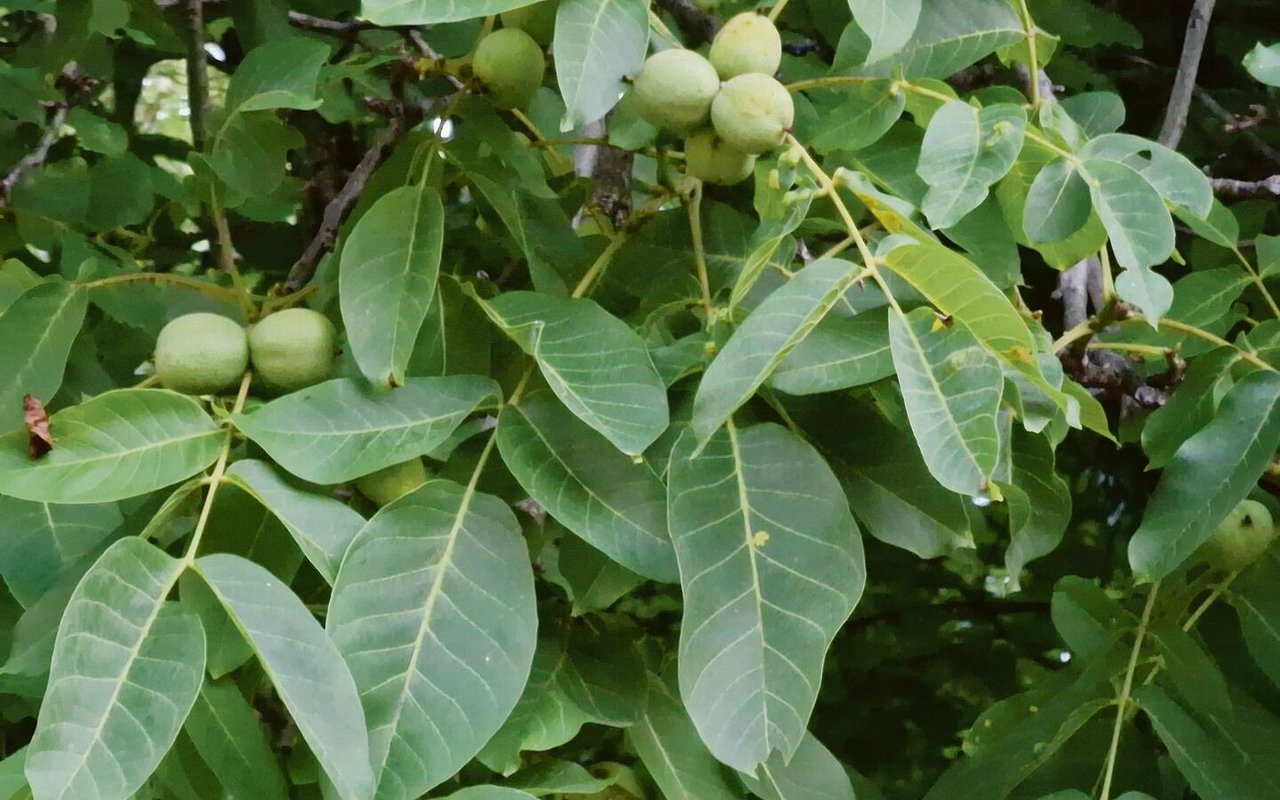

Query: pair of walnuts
[154,309,336,396]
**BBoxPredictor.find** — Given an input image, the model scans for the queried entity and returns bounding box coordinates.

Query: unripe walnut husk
[1201,499,1276,571]
[155,313,248,395]
[710,73,794,154]
[709,12,782,79]
[632,48,721,134]
[684,129,756,185]
[355,458,429,507]
[248,308,337,394]
[474,27,546,110]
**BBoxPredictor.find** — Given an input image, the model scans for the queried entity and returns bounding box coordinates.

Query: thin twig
[1210,175,1280,198]
[282,115,409,293]
[185,0,210,151]
[1193,88,1280,167]
[1158,0,1217,148]
[0,103,67,206]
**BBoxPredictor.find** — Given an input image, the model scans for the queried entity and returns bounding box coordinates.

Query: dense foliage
[0,1,1279,799]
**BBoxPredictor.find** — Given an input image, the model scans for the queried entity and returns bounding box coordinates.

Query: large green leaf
[224,459,365,585]
[497,391,676,582]
[184,679,288,800]
[553,0,648,130]
[0,497,120,607]
[481,292,667,455]
[770,309,894,396]
[0,279,86,432]
[25,538,202,800]
[1002,430,1071,584]
[554,532,644,615]
[232,376,499,484]
[340,185,443,388]
[193,554,374,800]
[362,0,541,25]
[808,81,906,154]
[1139,348,1235,470]
[1229,556,1280,687]
[629,668,740,800]
[222,38,329,115]
[501,761,612,795]
[1080,134,1212,217]
[889,307,1003,498]
[1078,159,1174,318]
[327,480,537,800]
[917,101,1026,229]
[1128,370,1280,582]
[1137,687,1280,799]
[741,732,856,800]
[442,788,537,800]
[837,455,973,559]
[1023,158,1092,243]
[1147,620,1232,720]
[852,0,1023,78]
[554,620,647,726]
[0,389,222,504]
[849,0,922,63]
[478,630,591,774]
[1244,41,1280,86]
[668,423,865,772]
[692,259,863,444]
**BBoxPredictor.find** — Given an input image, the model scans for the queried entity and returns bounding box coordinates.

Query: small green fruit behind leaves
[474,27,546,110]
[631,48,721,134]
[683,129,756,185]
[248,308,337,393]
[354,457,429,507]
[155,313,248,395]
[501,0,559,45]
[710,73,794,154]
[1202,499,1276,571]
[708,12,782,79]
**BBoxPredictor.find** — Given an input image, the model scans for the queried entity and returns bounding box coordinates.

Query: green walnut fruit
[248,308,337,393]
[710,73,794,154]
[155,313,248,395]
[501,0,559,45]
[355,458,428,507]
[474,27,546,109]
[684,129,756,185]
[632,48,721,133]
[708,11,782,79]
[1202,499,1276,571]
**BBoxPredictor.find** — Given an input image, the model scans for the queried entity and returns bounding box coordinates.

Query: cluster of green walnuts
[470,6,793,186]
[632,12,794,185]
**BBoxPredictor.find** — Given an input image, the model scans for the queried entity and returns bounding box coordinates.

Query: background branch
[283,115,409,293]
[0,103,66,206]
[185,0,210,151]
[1158,0,1217,148]
[1210,175,1280,198]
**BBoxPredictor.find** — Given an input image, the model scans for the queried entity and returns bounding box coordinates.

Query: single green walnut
[154,313,248,395]
[473,27,546,109]
[710,73,794,154]
[501,0,559,45]
[708,11,782,79]
[631,48,721,133]
[248,308,337,393]
[1202,499,1276,571]
[684,129,756,185]
[355,458,429,507]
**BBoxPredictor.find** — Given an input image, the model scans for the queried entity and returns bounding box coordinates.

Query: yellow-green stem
[572,233,627,299]
[768,0,792,22]
[1099,581,1160,800]
[182,371,253,565]
[1233,247,1280,319]
[686,181,716,323]
[81,271,245,304]
[1014,0,1042,107]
